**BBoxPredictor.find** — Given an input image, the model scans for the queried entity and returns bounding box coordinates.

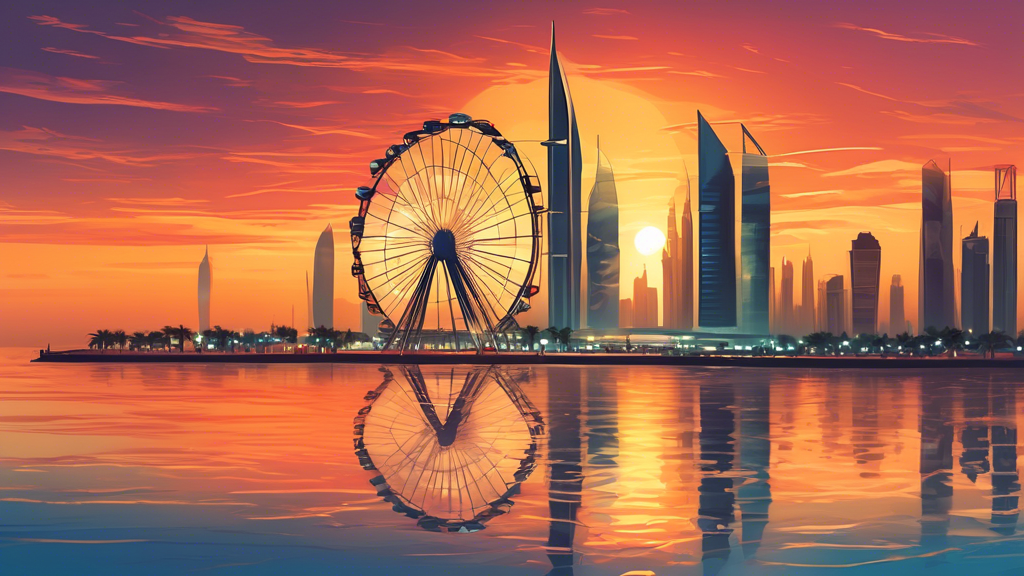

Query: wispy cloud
[772,146,882,158]
[823,159,922,177]
[0,126,200,166]
[836,82,900,101]
[258,120,376,138]
[592,35,637,41]
[835,23,979,47]
[204,75,251,87]
[107,197,209,206]
[583,8,631,16]
[780,189,844,199]
[263,100,342,109]
[668,70,724,78]
[42,47,100,59]
[0,67,214,112]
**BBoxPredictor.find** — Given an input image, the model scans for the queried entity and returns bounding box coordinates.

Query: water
[2,348,1023,575]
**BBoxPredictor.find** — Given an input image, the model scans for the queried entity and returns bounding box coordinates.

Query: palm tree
[803,332,833,356]
[978,330,1012,359]
[147,331,167,351]
[544,326,561,352]
[129,331,148,351]
[521,325,540,352]
[939,327,965,357]
[275,325,299,344]
[895,332,913,355]
[343,329,353,350]
[163,325,193,353]
[558,327,574,352]
[87,329,113,351]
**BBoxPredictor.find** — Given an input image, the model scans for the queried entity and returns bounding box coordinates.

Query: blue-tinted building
[919,160,955,333]
[586,137,619,329]
[698,112,737,328]
[545,23,582,331]
[961,223,990,335]
[993,165,1017,335]
[740,125,770,334]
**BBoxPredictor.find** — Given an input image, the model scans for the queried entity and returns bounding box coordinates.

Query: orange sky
[1,2,1022,346]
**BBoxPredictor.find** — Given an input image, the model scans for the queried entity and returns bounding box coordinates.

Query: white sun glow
[634,226,666,256]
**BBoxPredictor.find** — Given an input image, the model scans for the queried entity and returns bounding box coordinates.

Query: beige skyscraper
[198,246,211,334]
[312,224,335,329]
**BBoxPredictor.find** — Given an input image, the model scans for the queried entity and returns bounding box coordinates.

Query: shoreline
[31,350,1024,369]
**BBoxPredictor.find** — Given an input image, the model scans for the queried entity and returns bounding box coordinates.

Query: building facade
[993,165,1017,335]
[740,125,770,335]
[961,223,990,335]
[889,275,906,336]
[619,298,632,329]
[779,258,794,335]
[198,246,211,334]
[312,224,334,329]
[850,232,881,336]
[697,112,736,328]
[662,199,681,329]
[919,160,956,332]
[545,24,583,331]
[586,138,620,329]
[800,252,815,336]
[826,275,846,335]
[681,186,694,330]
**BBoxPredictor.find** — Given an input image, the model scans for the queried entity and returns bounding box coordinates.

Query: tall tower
[826,275,846,335]
[740,124,770,335]
[919,160,955,332]
[305,271,313,330]
[312,224,335,329]
[769,266,776,333]
[544,22,583,331]
[889,275,906,335]
[586,136,620,329]
[633,267,650,328]
[697,112,737,328]
[800,250,815,336]
[197,246,211,334]
[961,223,990,335]
[663,199,680,329]
[681,183,694,330]
[849,232,881,336]
[993,165,1017,335]
[779,258,794,334]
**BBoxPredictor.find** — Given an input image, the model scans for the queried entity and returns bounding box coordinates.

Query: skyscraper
[586,137,620,329]
[850,232,881,336]
[993,165,1017,335]
[680,184,694,330]
[633,269,649,329]
[305,271,313,330]
[697,112,736,328]
[817,279,827,332]
[739,125,770,335]
[360,302,378,337]
[545,23,582,331]
[662,198,685,329]
[619,298,632,329]
[779,258,794,334]
[889,275,906,336]
[826,275,846,335]
[312,224,334,329]
[198,246,211,334]
[961,223,990,335]
[769,266,776,333]
[919,160,955,332]
[800,251,815,335]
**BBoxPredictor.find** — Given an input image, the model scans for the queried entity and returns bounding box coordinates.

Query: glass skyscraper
[697,112,736,328]
[826,275,846,335]
[849,232,881,336]
[740,125,770,335]
[889,275,906,335]
[545,23,582,331]
[993,165,1017,335]
[919,160,955,333]
[586,137,619,329]
[961,223,990,335]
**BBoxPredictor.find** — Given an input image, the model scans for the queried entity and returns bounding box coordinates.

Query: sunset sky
[1,1,1021,347]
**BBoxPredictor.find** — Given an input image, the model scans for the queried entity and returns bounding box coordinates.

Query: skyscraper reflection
[699,381,736,573]
[546,367,583,574]
[737,377,772,558]
[959,382,990,483]
[989,379,1019,535]
[919,378,953,545]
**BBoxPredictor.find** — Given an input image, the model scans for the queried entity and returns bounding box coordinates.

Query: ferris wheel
[349,113,542,352]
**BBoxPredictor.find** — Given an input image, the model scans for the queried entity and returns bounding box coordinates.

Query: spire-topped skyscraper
[993,165,1017,334]
[544,22,582,331]
[586,136,619,329]
[740,124,770,334]
[663,199,683,329]
[697,111,736,328]
[681,181,694,330]
[919,160,955,332]
[800,248,815,335]
[198,246,211,334]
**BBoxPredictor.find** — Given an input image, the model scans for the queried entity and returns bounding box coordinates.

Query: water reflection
[545,367,583,574]
[920,377,954,545]
[353,365,543,532]
[991,380,1019,535]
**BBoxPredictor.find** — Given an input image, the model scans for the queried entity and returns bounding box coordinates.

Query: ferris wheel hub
[431,229,458,262]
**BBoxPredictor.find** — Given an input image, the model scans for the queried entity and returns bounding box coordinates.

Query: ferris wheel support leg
[385,256,438,353]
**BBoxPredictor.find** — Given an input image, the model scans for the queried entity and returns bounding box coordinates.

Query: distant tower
[850,232,881,336]
[826,275,846,335]
[633,267,650,328]
[769,266,776,333]
[993,165,1017,335]
[919,160,955,332]
[889,275,905,336]
[305,271,313,330]
[697,111,737,328]
[961,223,990,335]
[680,181,694,330]
[662,198,681,329]
[779,258,794,334]
[586,136,620,329]
[198,246,211,334]
[312,224,335,329]
[544,22,583,331]
[360,302,377,337]
[800,250,815,335]
[740,124,770,335]
[619,298,633,329]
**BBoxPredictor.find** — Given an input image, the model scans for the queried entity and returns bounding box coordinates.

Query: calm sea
[2,348,1022,575]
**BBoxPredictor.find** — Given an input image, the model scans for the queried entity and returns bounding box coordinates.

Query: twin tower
[546,24,770,334]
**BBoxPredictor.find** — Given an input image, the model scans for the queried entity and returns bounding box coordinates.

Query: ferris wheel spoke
[366,211,431,242]
[447,134,490,229]
[394,154,441,233]
[461,253,520,299]
[459,194,529,239]
[455,257,514,326]
[450,161,520,236]
[453,177,524,239]
[382,173,439,241]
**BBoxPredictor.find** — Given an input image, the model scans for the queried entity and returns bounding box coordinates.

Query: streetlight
[539,338,548,356]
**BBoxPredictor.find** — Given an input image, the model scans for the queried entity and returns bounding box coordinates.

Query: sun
[634,226,666,256]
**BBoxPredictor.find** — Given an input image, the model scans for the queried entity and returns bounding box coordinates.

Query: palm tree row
[86,324,313,353]
[798,326,1021,358]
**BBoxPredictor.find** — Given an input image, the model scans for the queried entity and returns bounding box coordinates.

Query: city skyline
[2,3,1022,345]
